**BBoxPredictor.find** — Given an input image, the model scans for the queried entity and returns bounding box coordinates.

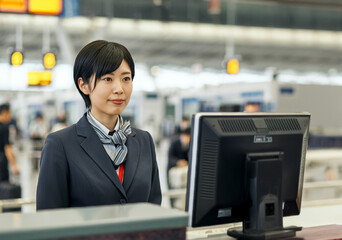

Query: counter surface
[0,203,188,240]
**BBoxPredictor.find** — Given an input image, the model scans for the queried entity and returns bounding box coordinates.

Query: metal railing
[304,180,342,189]
[162,188,186,198]
[0,199,36,213]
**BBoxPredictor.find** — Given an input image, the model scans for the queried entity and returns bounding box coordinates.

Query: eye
[102,77,112,82]
[123,77,131,82]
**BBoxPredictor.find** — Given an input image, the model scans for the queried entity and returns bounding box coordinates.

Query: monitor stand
[228,152,302,240]
[228,226,302,240]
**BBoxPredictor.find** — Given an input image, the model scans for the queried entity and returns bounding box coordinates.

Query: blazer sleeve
[147,131,162,205]
[36,133,70,210]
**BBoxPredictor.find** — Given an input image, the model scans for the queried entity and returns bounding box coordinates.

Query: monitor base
[227,226,302,240]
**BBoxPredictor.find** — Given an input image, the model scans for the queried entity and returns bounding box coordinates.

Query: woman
[36,40,162,210]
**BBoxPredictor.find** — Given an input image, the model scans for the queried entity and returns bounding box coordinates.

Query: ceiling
[0,0,342,75]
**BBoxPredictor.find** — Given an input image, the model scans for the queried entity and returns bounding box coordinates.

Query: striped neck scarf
[87,111,132,168]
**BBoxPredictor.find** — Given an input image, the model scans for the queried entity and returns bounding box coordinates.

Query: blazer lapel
[76,115,127,198]
[123,129,139,192]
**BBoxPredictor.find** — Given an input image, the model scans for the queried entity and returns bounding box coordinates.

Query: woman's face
[79,60,133,125]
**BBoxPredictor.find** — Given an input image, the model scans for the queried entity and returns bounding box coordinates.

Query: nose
[112,79,124,94]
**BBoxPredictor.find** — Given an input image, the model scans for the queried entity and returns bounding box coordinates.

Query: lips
[111,99,124,105]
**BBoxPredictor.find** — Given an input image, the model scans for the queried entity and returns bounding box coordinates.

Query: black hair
[36,112,43,118]
[0,103,10,114]
[246,101,261,106]
[182,116,190,122]
[73,40,135,108]
[180,127,191,135]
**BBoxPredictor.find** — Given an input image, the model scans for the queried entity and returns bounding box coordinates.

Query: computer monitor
[186,112,310,240]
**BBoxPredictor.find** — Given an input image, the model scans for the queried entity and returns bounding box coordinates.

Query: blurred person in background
[244,101,261,113]
[29,112,49,140]
[174,116,190,135]
[29,112,49,170]
[8,118,22,144]
[167,126,191,208]
[36,40,161,210]
[50,112,69,133]
[0,103,20,182]
[167,117,191,190]
[167,127,191,173]
[167,127,191,187]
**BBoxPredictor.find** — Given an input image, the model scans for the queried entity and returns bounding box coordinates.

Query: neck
[90,110,118,131]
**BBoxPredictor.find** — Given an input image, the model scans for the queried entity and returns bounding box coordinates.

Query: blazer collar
[76,114,137,198]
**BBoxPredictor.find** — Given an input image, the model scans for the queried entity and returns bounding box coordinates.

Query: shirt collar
[88,111,120,135]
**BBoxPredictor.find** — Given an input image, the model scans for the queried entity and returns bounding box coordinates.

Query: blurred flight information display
[0,0,27,13]
[0,0,62,15]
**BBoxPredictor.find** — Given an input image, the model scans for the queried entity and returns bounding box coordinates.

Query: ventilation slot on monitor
[199,139,218,200]
[218,119,256,133]
[265,118,301,131]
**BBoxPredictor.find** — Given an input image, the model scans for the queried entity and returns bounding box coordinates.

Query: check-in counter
[0,203,188,240]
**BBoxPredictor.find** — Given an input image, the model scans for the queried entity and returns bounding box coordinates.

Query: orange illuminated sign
[0,0,27,13]
[28,0,62,15]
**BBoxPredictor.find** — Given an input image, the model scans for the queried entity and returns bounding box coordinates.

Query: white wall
[128,91,164,142]
[276,83,342,134]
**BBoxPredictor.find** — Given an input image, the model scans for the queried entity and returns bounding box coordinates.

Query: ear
[78,77,90,95]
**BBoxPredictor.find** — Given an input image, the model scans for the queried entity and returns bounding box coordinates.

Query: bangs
[93,45,124,86]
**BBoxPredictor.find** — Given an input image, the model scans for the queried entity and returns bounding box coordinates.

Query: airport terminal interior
[1,0,342,239]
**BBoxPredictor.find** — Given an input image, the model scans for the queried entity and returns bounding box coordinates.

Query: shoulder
[132,127,147,134]
[0,123,9,138]
[132,127,152,139]
[50,124,76,137]
[0,122,8,130]
[46,124,77,145]
[131,127,156,147]
[43,124,80,154]
[131,128,157,161]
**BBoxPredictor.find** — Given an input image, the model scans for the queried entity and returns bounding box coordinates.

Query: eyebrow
[103,71,131,77]
[121,71,131,75]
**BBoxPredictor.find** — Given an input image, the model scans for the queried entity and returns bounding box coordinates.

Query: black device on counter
[186,112,310,240]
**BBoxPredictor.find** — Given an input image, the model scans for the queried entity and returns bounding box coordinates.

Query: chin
[106,106,123,113]
[108,110,124,116]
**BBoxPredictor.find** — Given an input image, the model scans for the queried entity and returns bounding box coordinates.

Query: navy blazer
[36,114,162,210]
